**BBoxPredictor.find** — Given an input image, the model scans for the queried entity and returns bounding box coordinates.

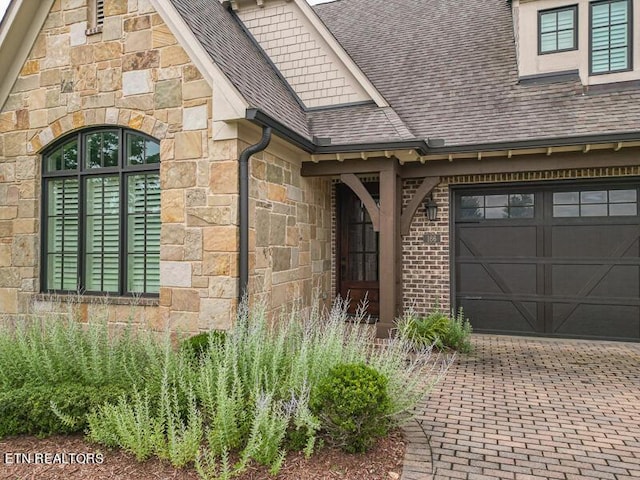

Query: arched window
[42,128,160,296]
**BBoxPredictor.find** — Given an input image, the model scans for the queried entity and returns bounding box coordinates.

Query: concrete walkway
[402,335,640,480]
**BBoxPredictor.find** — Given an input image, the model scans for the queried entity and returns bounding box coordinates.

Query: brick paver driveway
[403,335,640,480]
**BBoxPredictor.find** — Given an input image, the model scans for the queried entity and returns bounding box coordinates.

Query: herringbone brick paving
[402,335,640,480]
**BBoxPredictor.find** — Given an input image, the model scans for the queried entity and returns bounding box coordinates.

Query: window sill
[33,293,159,307]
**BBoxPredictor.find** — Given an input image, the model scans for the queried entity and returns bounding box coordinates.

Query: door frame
[336,182,380,318]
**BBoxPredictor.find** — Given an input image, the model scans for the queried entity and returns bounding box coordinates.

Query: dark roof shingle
[314,0,640,147]
[170,0,310,139]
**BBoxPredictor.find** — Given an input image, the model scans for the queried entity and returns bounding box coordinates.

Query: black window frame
[40,127,161,298]
[458,192,536,221]
[589,0,633,75]
[538,4,579,55]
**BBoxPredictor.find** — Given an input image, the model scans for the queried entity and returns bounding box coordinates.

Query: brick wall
[401,179,451,315]
[236,0,368,108]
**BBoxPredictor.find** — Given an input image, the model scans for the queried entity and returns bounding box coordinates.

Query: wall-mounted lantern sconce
[424,195,438,222]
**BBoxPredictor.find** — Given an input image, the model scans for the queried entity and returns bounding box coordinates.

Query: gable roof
[170,0,418,148]
[313,0,640,149]
[170,0,311,139]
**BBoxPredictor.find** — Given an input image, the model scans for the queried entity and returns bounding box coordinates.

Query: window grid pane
[460,193,535,220]
[43,129,160,296]
[127,174,161,293]
[590,0,630,74]
[552,189,638,217]
[539,7,576,54]
[46,179,80,290]
[85,176,120,293]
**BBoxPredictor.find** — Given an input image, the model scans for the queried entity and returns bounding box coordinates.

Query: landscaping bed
[0,430,405,480]
[0,299,454,480]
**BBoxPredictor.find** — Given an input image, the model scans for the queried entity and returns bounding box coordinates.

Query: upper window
[42,128,161,296]
[539,5,578,54]
[590,0,632,74]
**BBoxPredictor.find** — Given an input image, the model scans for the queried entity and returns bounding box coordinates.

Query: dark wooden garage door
[454,183,640,340]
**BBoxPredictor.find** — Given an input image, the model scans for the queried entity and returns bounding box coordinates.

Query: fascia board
[293,0,389,108]
[151,0,250,122]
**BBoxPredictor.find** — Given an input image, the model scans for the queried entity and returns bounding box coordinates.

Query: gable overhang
[150,0,249,123]
[225,0,389,108]
[0,0,55,111]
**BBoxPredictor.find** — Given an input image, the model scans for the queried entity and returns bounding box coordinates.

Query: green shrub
[182,331,227,361]
[87,388,165,461]
[440,309,473,353]
[0,305,167,392]
[396,311,450,349]
[0,383,126,438]
[84,298,450,478]
[310,363,391,453]
[397,308,473,352]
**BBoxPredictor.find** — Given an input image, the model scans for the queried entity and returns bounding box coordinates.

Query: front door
[337,183,380,317]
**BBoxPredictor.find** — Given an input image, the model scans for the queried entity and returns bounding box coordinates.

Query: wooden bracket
[340,173,380,232]
[400,177,439,235]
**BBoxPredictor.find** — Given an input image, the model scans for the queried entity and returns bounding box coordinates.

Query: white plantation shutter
[591,0,629,73]
[47,179,79,290]
[43,129,160,295]
[127,174,160,293]
[85,176,120,293]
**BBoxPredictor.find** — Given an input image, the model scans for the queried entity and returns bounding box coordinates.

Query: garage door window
[460,193,534,219]
[553,189,637,217]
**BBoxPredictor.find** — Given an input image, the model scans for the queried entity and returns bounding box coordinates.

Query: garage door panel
[551,264,639,297]
[588,265,639,298]
[459,263,539,295]
[551,225,639,257]
[455,184,640,340]
[458,263,538,295]
[461,299,538,333]
[459,226,537,257]
[552,304,640,339]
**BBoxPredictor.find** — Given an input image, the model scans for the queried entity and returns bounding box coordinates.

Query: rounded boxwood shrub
[0,383,127,438]
[310,363,391,453]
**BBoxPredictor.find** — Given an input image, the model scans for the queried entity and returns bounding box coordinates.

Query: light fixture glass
[424,196,438,222]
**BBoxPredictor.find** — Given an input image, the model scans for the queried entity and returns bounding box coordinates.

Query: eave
[247,107,640,166]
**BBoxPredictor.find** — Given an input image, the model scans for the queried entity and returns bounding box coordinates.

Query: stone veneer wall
[249,143,332,317]
[0,0,240,333]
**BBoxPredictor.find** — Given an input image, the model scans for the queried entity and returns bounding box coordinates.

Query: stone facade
[0,0,330,333]
[248,139,332,317]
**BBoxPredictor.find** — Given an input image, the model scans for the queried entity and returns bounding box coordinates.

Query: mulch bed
[0,431,405,480]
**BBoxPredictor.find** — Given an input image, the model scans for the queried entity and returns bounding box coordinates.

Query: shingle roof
[169,0,310,139]
[314,0,640,148]
[308,104,416,144]
[171,0,640,150]
[169,0,418,147]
